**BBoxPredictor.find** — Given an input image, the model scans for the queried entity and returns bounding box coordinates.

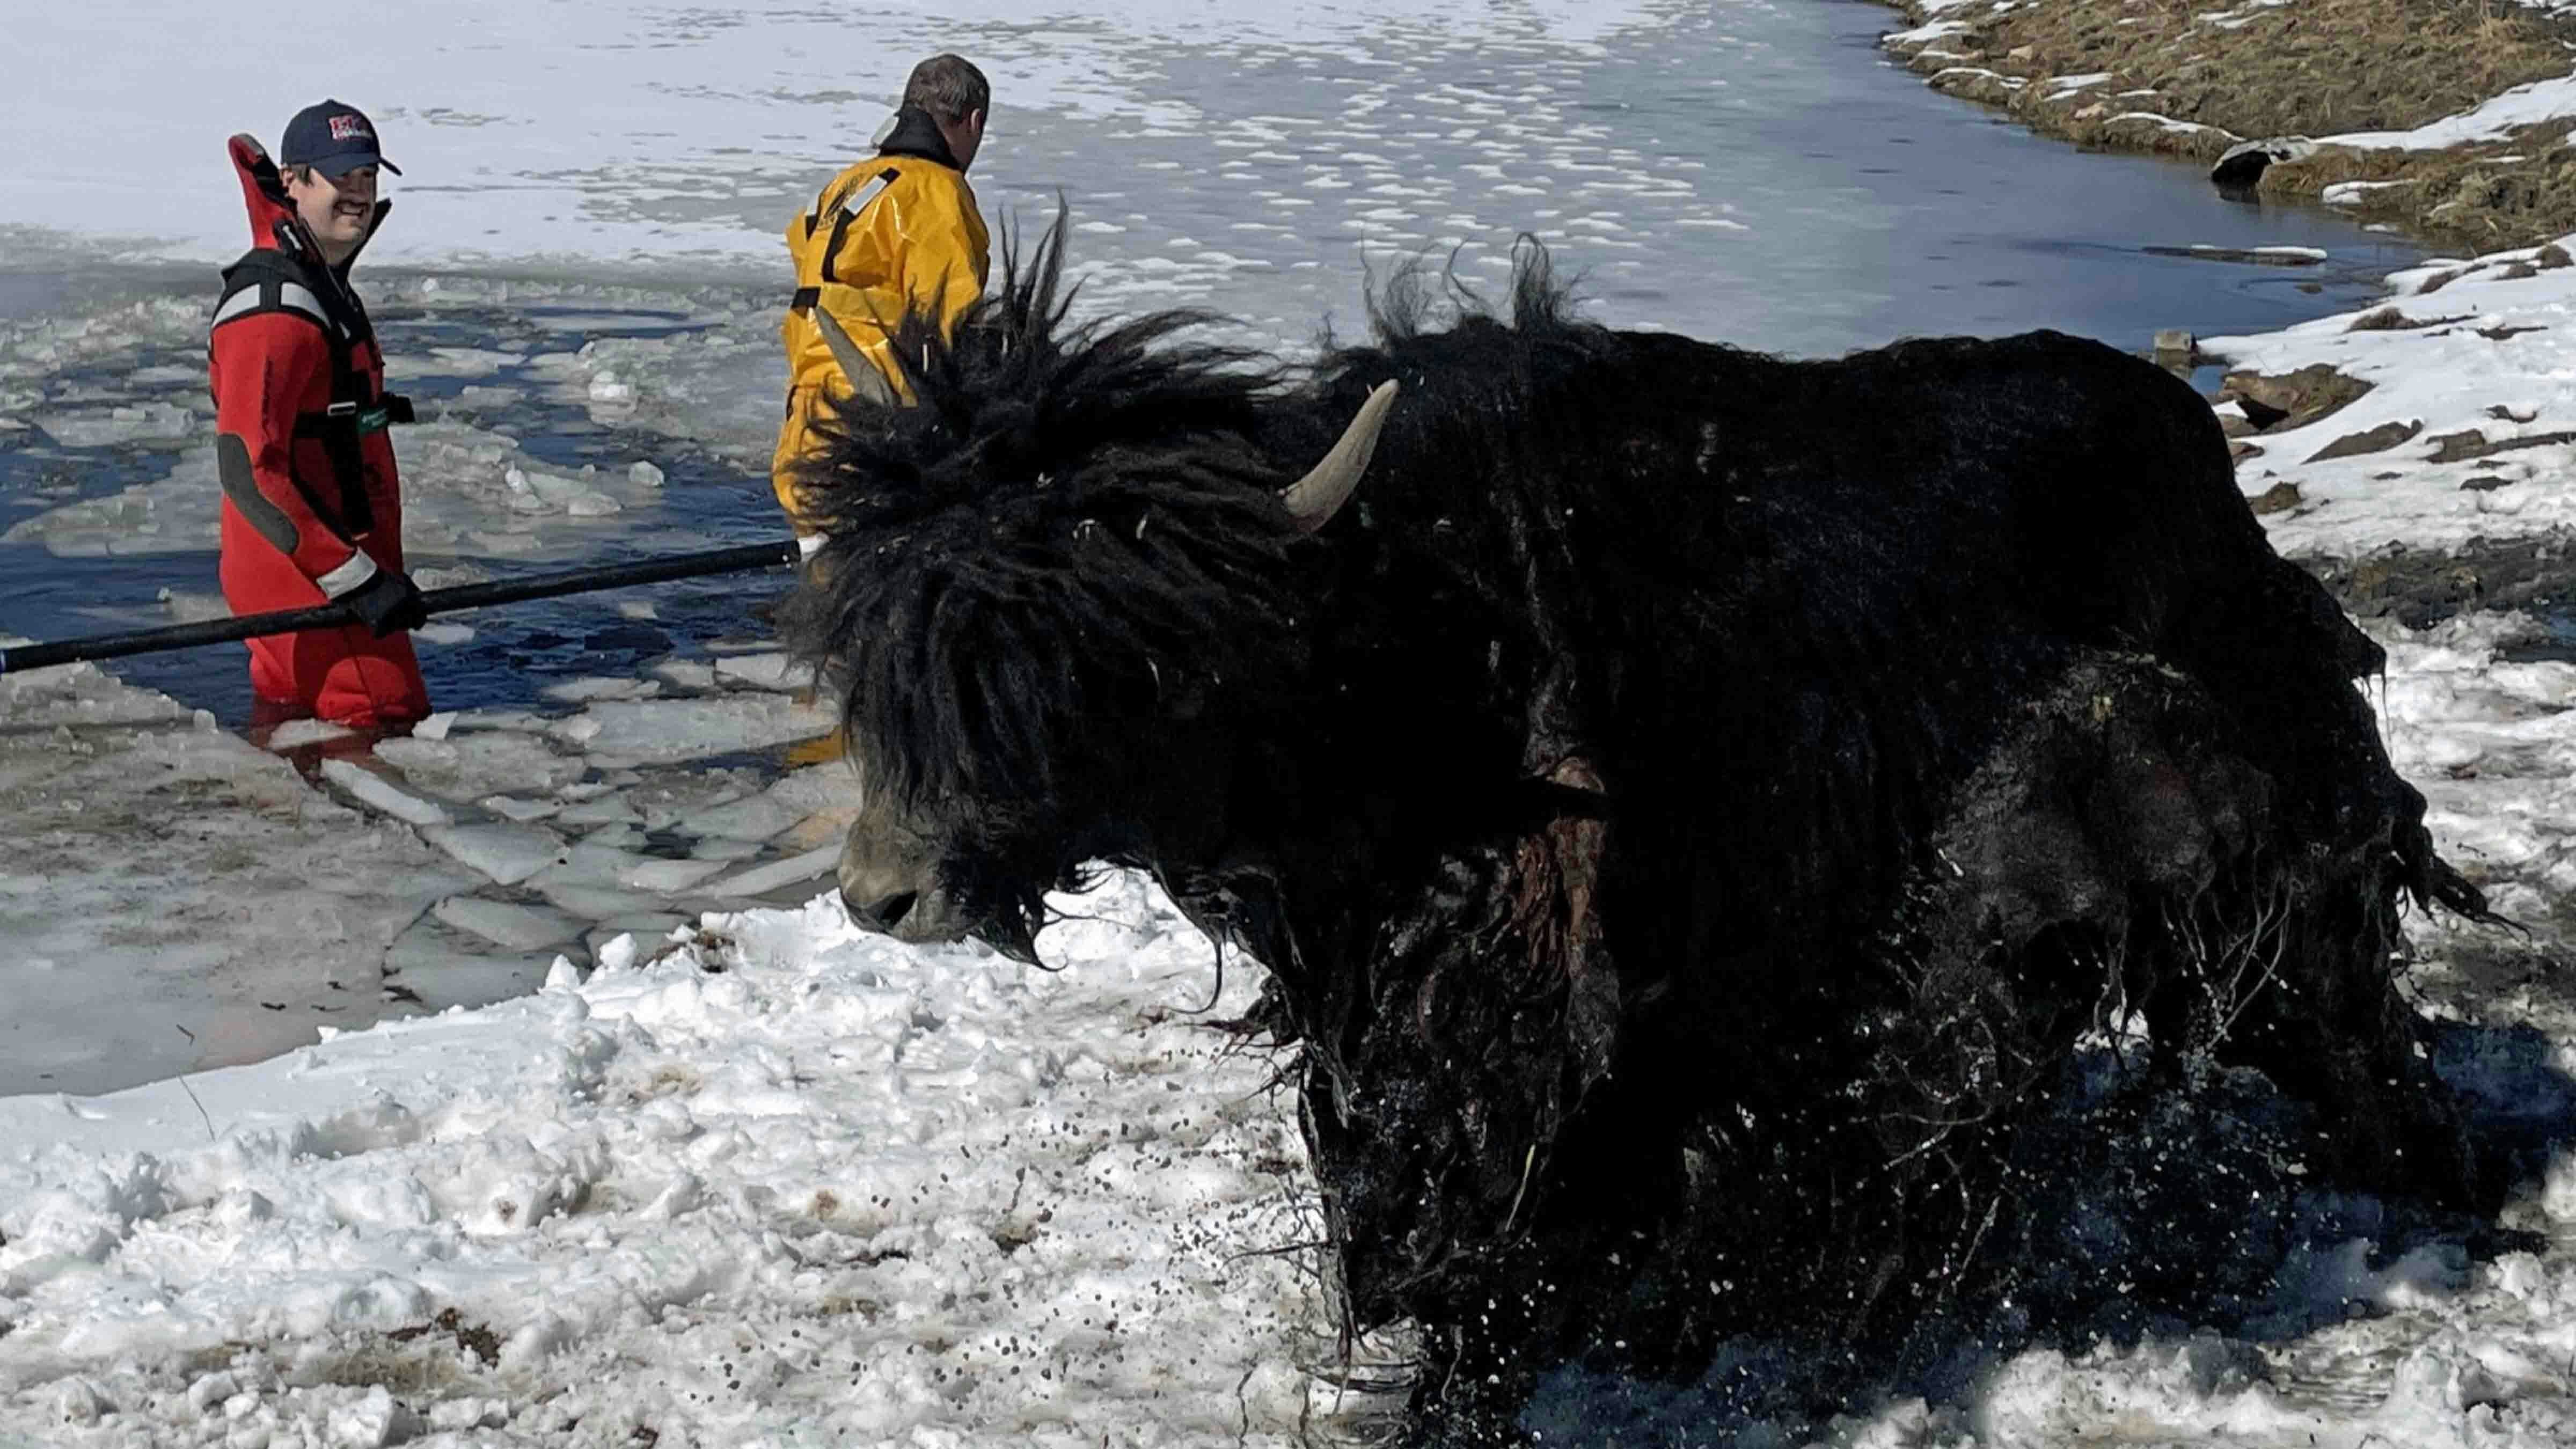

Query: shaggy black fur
[785,219,2497,1438]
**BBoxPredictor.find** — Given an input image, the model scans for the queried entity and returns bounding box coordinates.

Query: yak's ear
[1282,381,1399,532]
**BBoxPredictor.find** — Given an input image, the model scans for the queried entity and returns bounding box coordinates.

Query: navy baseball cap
[279,100,401,178]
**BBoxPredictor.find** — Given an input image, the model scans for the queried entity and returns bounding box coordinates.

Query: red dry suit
[207,134,429,728]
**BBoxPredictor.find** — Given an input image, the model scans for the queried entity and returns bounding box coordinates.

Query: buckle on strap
[296,396,406,436]
[789,287,821,313]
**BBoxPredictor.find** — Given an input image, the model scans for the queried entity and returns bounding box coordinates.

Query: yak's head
[782,218,1395,959]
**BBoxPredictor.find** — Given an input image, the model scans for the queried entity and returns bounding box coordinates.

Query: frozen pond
[0,0,2431,1099]
[1,2,2422,727]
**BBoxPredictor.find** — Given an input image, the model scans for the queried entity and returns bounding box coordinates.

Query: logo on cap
[328,114,373,143]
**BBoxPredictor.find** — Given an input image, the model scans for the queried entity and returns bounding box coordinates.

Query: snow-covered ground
[2323,72,2576,151]
[0,877,1367,1449]
[13,2,2576,1446]
[2211,241,2576,557]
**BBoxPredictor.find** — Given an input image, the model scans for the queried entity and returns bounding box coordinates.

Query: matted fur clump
[783,224,2501,1438]
[782,222,1319,932]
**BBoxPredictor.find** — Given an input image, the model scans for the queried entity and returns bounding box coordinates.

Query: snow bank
[2208,238,2576,558]
[0,875,1374,1447]
[2326,73,2576,151]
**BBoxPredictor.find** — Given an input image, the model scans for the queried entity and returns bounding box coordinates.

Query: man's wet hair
[903,53,990,123]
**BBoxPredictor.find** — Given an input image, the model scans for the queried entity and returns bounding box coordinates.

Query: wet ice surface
[0,652,851,1099]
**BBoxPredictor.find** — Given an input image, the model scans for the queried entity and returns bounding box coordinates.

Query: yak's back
[1306,300,2386,978]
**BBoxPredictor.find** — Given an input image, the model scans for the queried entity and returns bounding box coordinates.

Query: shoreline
[1877,0,2576,251]
[1874,1,2576,584]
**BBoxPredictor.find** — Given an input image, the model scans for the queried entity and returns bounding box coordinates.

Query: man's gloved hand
[340,566,429,637]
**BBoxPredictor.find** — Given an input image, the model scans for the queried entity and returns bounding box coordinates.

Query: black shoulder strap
[820,167,905,286]
[212,248,342,338]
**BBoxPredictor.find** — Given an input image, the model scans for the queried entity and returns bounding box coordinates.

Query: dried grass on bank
[1883,0,2576,247]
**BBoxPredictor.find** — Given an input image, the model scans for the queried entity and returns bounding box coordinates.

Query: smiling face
[282,164,378,263]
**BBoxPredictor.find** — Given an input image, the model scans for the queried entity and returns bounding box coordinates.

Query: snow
[0,879,1352,1448]
[2325,178,2419,207]
[2326,72,2576,151]
[2204,241,2576,557]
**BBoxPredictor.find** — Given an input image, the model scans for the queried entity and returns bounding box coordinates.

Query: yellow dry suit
[772,108,991,532]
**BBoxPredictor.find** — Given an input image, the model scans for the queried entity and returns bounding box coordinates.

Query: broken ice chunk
[375,731,587,800]
[686,791,805,842]
[479,795,561,823]
[541,676,662,706]
[36,402,199,448]
[560,695,833,764]
[420,823,566,885]
[262,719,357,751]
[701,845,839,898]
[621,857,729,893]
[555,794,641,826]
[318,759,452,828]
[714,653,809,692]
[541,884,682,919]
[430,895,586,950]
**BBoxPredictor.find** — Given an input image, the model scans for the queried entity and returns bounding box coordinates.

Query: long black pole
[0,539,799,676]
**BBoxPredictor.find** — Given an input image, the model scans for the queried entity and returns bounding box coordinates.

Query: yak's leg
[2145,563,2487,1202]
[2168,876,2482,1205]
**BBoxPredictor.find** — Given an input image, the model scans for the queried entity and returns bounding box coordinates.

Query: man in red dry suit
[208,100,430,728]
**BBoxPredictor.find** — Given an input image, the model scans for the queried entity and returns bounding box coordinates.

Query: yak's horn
[815,307,897,406]
[1281,380,1399,533]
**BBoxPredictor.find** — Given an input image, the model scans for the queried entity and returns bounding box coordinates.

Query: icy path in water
[0,645,851,1099]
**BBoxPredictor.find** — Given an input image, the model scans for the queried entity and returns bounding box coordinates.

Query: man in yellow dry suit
[773,53,993,552]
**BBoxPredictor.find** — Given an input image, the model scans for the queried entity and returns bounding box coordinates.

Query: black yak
[784,222,2494,1435]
